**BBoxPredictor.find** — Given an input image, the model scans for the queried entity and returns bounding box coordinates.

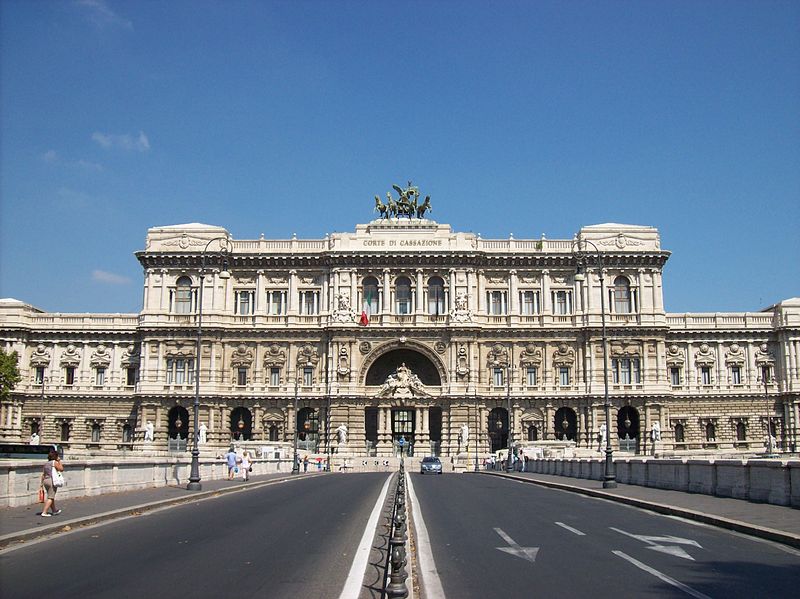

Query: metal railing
[385,460,409,598]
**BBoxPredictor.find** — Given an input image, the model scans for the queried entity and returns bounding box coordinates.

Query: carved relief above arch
[359,339,446,386]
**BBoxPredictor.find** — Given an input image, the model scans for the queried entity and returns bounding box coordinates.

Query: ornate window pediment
[60,344,82,368]
[666,344,685,366]
[296,344,320,368]
[519,343,542,368]
[120,344,140,367]
[263,344,287,368]
[552,343,575,367]
[90,344,112,368]
[694,343,716,367]
[486,343,509,368]
[610,341,641,358]
[165,342,195,359]
[754,342,775,367]
[30,344,51,368]
[725,343,746,366]
[231,343,254,368]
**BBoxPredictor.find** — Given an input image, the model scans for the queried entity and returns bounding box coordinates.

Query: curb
[477,471,800,550]
[0,472,325,550]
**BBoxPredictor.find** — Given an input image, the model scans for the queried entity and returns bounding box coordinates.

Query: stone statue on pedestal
[144,421,154,443]
[198,422,208,445]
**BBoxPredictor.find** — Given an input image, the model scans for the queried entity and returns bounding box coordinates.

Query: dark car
[420,456,442,475]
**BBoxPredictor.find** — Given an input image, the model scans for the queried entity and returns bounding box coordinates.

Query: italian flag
[360,291,372,326]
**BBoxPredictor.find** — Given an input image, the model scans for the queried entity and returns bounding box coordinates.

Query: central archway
[364,348,442,386]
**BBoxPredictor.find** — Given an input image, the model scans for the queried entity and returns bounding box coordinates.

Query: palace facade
[2,217,799,458]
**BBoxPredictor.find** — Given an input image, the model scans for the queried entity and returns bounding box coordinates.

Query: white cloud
[92,131,150,152]
[76,0,133,30]
[42,150,102,171]
[43,150,58,163]
[92,270,131,285]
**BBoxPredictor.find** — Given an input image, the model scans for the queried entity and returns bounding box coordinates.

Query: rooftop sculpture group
[374,181,432,219]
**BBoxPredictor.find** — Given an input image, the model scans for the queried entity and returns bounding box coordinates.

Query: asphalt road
[0,473,390,599]
[409,473,800,599]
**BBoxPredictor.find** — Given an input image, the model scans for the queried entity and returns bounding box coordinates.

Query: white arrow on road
[610,527,702,561]
[494,527,539,563]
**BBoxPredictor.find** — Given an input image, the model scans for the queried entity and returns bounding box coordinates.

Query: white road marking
[555,521,586,536]
[338,473,393,599]
[406,472,447,599]
[610,527,702,561]
[494,527,540,563]
[613,550,713,599]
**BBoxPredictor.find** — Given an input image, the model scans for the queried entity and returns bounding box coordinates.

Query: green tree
[0,349,22,401]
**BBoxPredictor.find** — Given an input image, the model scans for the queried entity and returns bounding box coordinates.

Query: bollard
[385,545,409,598]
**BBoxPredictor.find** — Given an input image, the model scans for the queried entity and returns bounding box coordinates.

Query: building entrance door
[392,408,415,455]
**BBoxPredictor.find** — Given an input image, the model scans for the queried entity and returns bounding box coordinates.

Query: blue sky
[1,0,798,314]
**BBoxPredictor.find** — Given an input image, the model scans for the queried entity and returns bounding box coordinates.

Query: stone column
[509,269,518,314]
[541,270,551,314]
[382,269,391,315]
[476,270,484,314]
[416,269,424,314]
[288,270,297,315]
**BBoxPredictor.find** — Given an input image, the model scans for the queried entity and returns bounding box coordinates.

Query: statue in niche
[336,423,348,445]
[377,363,430,397]
[144,421,154,443]
[459,424,469,448]
[198,422,208,444]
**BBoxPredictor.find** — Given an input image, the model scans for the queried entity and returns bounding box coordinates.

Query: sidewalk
[0,470,324,549]
[478,470,800,549]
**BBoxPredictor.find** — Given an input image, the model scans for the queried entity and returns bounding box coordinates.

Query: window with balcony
[65,366,75,386]
[526,367,538,386]
[267,290,286,315]
[493,368,505,387]
[611,276,637,314]
[166,358,194,384]
[362,276,380,316]
[395,277,412,314]
[520,290,540,315]
[270,367,281,387]
[612,358,640,384]
[670,367,681,386]
[552,290,572,315]
[235,290,255,315]
[487,290,507,315]
[427,276,445,315]
[172,276,195,314]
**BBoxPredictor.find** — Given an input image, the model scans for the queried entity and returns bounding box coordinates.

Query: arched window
[612,276,633,314]
[395,277,412,314]
[174,276,194,314]
[674,422,685,443]
[362,277,379,315]
[427,276,445,315]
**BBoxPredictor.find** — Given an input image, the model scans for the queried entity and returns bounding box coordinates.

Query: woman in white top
[240,450,251,481]
[40,448,64,517]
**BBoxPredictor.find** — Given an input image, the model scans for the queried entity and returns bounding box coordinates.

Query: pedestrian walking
[241,450,251,481]
[40,448,64,517]
[303,455,309,472]
[225,447,238,480]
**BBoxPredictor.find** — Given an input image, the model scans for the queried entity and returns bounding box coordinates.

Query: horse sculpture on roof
[374,182,432,220]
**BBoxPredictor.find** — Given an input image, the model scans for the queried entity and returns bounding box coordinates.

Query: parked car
[420,456,442,475]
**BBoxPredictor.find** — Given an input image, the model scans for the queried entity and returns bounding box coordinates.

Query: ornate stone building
[2,212,799,457]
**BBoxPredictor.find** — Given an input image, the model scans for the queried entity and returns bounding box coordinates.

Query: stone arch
[361,341,445,386]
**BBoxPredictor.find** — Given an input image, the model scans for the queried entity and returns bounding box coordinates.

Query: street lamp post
[474,392,480,472]
[39,373,47,442]
[292,376,300,474]
[506,364,513,471]
[763,367,775,456]
[187,237,231,491]
[573,238,617,488]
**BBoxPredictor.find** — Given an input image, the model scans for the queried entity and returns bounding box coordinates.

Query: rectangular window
[95,367,106,386]
[487,291,507,315]
[35,367,45,385]
[235,290,254,315]
[268,290,286,315]
[526,367,538,386]
[559,367,571,386]
[300,291,319,315]
[493,367,505,387]
[91,425,101,443]
[427,286,445,315]
[553,290,573,315]
[612,358,641,384]
[303,367,313,387]
[670,367,681,386]
[167,358,194,384]
[270,367,280,387]
[731,365,742,385]
[237,367,248,386]
[520,290,540,315]
[65,367,75,386]
[395,288,411,315]
[126,367,137,386]
[701,366,712,385]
